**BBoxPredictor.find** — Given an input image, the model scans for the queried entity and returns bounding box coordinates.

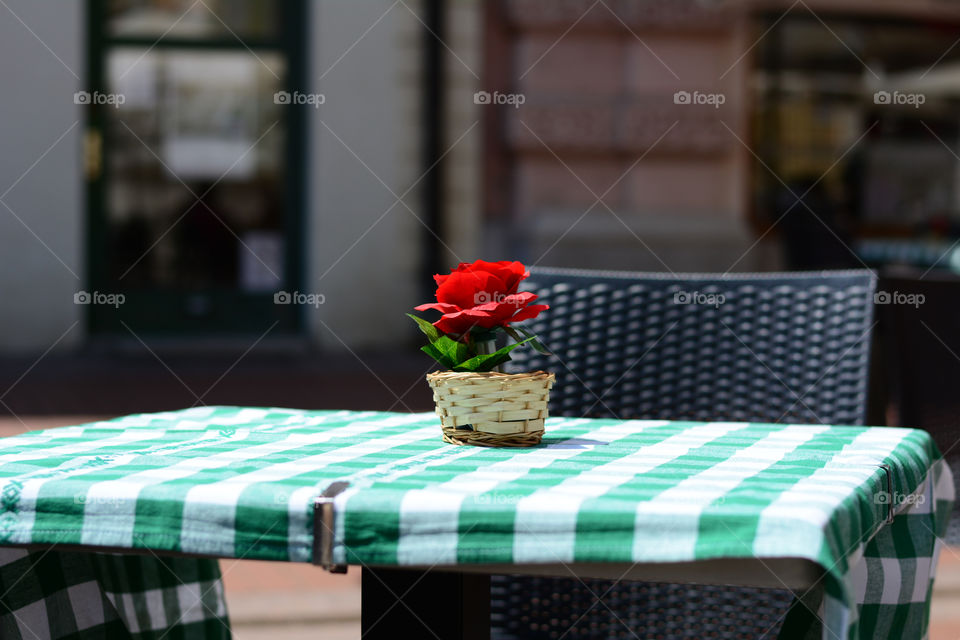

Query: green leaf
[434,335,472,365]
[502,326,524,344]
[421,343,456,368]
[509,326,551,355]
[407,313,441,343]
[453,337,534,372]
[454,352,512,372]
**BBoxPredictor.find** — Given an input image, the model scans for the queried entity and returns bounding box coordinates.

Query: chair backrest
[505,267,878,425]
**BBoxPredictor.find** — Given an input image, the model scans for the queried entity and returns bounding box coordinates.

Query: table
[0,407,952,639]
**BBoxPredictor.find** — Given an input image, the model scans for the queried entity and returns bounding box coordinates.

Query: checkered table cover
[0,548,228,640]
[0,406,952,640]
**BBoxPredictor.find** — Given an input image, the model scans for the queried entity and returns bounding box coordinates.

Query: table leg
[361,568,490,640]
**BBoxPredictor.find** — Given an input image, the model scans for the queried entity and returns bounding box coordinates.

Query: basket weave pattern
[426,370,555,447]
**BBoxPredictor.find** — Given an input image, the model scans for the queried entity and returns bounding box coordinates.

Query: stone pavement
[931,548,960,640]
[222,560,361,640]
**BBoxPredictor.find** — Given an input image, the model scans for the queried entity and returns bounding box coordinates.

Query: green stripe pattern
[0,407,951,640]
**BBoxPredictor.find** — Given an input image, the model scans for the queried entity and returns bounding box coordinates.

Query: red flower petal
[506,303,549,325]
[467,260,527,293]
[424,260,541,336]
[439,261,528,293]
[450,308,502,329]
[414,302,461,314]
[433,309,483,335]
[436,270,506,308]
[504,291,538,305]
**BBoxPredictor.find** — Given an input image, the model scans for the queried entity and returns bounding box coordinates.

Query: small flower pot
[426,370,555,447]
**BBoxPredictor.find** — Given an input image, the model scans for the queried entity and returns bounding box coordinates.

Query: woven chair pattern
[491,267,877,640]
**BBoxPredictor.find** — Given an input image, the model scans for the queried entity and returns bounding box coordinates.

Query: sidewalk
[931,547,960,639]
[222,560,361,640]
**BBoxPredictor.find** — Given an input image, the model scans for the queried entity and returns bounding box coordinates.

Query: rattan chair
[492,267,878,640]
[877,267,960,543]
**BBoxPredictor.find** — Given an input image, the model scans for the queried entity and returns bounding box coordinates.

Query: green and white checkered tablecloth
[0,548,228,640]
[0,406,952,639]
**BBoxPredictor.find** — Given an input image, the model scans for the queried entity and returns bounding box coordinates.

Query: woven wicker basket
[426,370,555,447]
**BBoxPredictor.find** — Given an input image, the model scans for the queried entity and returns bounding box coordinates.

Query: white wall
[308,0,426,350]
[0,0,84,352]
[443,0,483,263]
[0,1,475,354]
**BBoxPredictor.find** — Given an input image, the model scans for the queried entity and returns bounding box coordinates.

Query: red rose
[415,260,548,337]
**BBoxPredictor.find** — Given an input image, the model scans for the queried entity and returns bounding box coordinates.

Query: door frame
[83,0,308,336]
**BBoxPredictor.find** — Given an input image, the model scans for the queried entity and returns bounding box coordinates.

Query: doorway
[84,0,306,335]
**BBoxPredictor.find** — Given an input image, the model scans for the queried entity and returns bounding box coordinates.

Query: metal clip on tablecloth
[313,481,350,573]
[879,464,895,525]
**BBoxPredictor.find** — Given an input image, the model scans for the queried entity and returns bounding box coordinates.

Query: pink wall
[483,0,756,271]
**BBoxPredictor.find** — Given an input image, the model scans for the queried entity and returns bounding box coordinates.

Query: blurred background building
[3,0,960,357]
[6,2,960,637]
